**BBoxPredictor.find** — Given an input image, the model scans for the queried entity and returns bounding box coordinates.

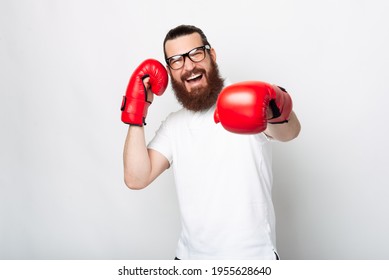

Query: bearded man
[121,25,301,260]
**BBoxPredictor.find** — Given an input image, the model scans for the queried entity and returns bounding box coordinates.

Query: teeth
[187,74,201,81]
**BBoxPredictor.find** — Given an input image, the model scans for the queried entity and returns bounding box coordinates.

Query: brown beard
[170,59,224,112]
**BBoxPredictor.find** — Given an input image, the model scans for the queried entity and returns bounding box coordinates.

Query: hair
[163,25,211,60]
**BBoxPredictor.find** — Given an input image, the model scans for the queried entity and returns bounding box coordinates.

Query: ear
[210,48,217,62]
[166,65,172,76]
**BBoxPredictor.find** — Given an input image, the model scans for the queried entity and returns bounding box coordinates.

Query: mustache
[181,68,206,82]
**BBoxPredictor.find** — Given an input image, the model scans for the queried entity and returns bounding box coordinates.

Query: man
[121,25,301,259]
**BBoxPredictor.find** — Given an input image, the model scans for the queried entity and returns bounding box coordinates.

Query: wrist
[121,96,151,126]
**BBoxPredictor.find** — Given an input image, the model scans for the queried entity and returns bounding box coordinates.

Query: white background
[1,0,388,259]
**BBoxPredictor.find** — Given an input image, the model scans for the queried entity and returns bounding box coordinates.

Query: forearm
[123,126,151,189]
[265,111,301,142]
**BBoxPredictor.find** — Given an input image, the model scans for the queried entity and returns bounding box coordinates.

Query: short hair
[163,25,211,59]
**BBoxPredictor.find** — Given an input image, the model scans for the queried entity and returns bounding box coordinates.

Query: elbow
[123,175,148,190]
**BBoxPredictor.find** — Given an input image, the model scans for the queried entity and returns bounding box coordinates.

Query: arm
[264,110,301,142]
[123,126,169,190]
[120,59,169,190]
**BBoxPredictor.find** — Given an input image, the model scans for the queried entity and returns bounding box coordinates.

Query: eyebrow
[166,45,208,60]
[166,43,205,58]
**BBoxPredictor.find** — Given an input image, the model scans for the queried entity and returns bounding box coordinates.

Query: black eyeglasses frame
[165,45,211,70]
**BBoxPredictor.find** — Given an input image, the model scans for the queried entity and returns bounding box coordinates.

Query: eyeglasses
[166,45,211,70]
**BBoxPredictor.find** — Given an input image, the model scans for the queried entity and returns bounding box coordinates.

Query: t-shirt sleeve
[147,119,173,165]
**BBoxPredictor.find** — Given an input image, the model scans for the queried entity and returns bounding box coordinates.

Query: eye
[169,56,183,67]
[189,48,204,61]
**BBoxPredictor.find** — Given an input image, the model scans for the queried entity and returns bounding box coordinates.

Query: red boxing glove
[214,81,292,134]
[121,59,168,126]
[268,85,293,124]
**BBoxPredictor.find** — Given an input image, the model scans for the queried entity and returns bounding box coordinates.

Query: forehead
[165,33,203,57]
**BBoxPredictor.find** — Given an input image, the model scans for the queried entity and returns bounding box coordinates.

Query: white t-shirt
[148,104,277,260]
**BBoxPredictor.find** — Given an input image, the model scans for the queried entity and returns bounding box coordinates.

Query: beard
[170,60,225,112]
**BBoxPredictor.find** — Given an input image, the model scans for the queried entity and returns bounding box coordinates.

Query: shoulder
[163,108,191,126]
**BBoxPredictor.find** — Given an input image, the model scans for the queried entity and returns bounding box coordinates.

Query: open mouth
[186,73,203,84]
